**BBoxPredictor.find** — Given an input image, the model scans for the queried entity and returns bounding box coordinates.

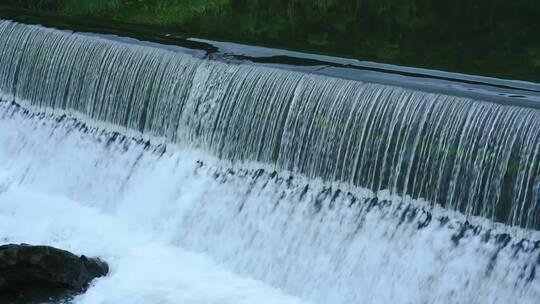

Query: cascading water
[1,19,539,228]
[0,19,539,304]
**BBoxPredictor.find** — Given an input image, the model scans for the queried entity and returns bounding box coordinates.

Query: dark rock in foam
[0,244,108,302]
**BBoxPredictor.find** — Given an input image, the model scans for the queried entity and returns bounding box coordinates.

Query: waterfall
[2,19,539,228]
[1,18,540,304]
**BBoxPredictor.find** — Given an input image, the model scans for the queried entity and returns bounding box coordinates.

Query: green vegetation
[7,0,229,24]
[62,0,121,15]
[1,0,539,82]
[60,0,228,25]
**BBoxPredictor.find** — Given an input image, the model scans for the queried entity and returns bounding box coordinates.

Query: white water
[0,103,307,304]
[0,100,539,303]
[0,185,306,304]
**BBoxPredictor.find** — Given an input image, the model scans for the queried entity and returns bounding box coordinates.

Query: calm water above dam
[2,0,540,82]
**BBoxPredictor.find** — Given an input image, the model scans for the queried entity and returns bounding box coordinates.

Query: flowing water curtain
[1,19,540,228]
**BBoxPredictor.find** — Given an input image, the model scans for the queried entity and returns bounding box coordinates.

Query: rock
[0,244,108,300]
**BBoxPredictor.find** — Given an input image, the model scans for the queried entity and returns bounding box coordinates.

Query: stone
[0,244,108,301]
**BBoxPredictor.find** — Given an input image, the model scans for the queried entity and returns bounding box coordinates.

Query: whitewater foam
[0,100,539,304]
